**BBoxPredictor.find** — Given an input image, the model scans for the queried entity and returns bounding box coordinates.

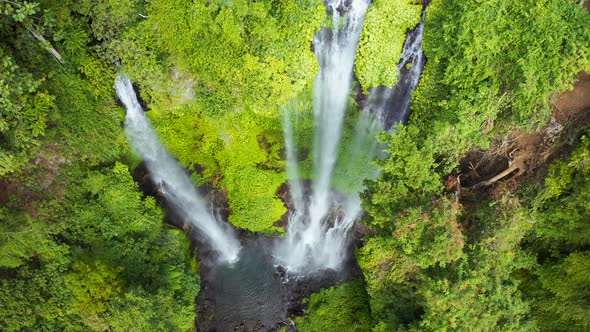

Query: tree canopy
[0,0,589,330]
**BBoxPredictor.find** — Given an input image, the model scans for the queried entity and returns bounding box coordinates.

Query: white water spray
[282,108,305,214]
[310,0,369,227]
[116,75,241,264]
[364,8,427,130]
[275,0,371,273]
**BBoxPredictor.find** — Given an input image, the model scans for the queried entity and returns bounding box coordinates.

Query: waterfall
[115,75,241,264]
[114,0,427,275]
[364,8,427,130]
[309,0,369,228]
[282,108,305,214]
[275,0,371,273]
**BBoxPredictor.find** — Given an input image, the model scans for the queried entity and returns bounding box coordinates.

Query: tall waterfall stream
[274,0,371,274]
[115,0,428,330]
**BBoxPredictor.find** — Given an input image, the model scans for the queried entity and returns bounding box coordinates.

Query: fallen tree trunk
[25,25,65,65]
[472,158,526,189]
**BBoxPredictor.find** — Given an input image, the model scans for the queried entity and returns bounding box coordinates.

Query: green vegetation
[356,0,422,89]
[121,0,324,114]
[413,0,590,150]
[295,280,373,332]
[0,48,54,175]
[151,107,288,232]
[1,163,198,331]
[357,0,590,330]
[0,1,198,330]
[115,0,326,232]
[1,0,590,330]
[520,137,590,331]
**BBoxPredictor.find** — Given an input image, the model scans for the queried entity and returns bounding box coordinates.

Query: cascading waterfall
[114,0,429,326]
[275,0,371,273]
[309,0,369,229]
[282,108,305,214]
[115,0,426,279]
[364,8,427,130]
[115,75,241,264]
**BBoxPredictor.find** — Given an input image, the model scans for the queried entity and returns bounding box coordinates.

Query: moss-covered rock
[355,0,422,90]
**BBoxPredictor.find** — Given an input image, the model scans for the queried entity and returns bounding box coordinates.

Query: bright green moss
[117,0,328,233]
[355,0,422,90]
[294,280,374,331]
[150,105,287,233]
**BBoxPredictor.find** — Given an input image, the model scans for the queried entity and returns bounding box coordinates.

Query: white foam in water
[115,75,241,264]
[275,0,373,273]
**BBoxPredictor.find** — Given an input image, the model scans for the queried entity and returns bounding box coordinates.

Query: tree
[531,136,590,247]
[521,136,590,331]
[0,47,54,175]
[0,0,64,64]
[0,163,199,331]
[362,125,442,230]
[295,281,374,332]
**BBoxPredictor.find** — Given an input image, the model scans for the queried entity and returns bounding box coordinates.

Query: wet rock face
[131,155,365,332]
[358,1,429,131]
[325,0,354,16]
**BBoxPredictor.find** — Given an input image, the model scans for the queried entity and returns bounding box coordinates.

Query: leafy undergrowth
[356,0,590,330]
[294,280,373,332]
[151,106,287,233]
[118,0,327,233]
[355,0,422,90]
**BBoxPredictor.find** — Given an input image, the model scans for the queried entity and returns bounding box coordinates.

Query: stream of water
[116,0,429,328]
[274,0,372,274]
[363,8,427,130]
[116,76,241,264]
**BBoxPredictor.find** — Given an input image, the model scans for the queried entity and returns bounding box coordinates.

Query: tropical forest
[1,0,589,331]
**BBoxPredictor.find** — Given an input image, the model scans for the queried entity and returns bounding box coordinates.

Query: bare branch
[24,24,65,65]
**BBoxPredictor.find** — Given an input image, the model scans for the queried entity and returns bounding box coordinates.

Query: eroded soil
[455,72,590,198]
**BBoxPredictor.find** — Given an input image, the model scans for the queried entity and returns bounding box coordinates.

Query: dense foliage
[1,0,589,330]
[115,0,326,232]
[357,0,590,330]
[0,163,199,331]
[0,1,198,330]
[520,137,590,331]
[355,0,422,89]
[294,280,373,332]
[412,0,590,157]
